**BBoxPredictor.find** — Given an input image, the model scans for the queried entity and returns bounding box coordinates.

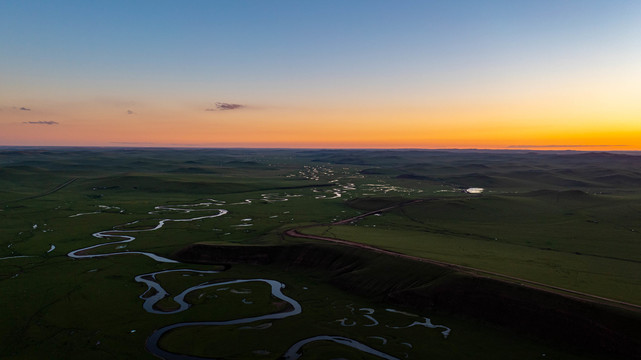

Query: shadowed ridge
[173,242,641,359]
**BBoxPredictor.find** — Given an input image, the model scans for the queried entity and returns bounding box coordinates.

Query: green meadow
[301,192,641,305]
[1,147,640,359]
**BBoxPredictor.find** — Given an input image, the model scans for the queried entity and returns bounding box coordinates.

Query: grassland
[1,147,641,359]
[300,192,641,305]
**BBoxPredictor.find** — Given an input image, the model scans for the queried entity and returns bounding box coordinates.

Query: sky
[1,0,640,150]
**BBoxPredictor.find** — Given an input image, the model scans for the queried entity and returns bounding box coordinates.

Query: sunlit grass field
[300,193,641,305]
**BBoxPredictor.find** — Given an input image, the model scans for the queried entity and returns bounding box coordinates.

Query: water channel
[66,200,451,359]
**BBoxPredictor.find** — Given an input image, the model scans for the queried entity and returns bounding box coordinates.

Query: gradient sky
[1,0,640,149]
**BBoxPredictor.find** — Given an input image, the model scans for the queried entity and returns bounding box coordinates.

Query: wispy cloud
[110,141,207,146]
[23,121,58,125]
[3,106,32,111]
[111,141,156,145]
[127,110,134,115]
[508,144,625,148]
[205,102,244,111]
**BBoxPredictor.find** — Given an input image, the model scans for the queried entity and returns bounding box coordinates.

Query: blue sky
[1,1,640,148]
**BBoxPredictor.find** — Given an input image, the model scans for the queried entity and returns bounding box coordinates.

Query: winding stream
[386,308,451,338]
[0,255,34,261]
[135,269,221,314]
[67,210,227,263]
[145,279,302,360]
[66,201,448,359]
[283,335,400,360]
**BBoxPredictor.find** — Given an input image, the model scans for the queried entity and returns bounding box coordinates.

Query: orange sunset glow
[2,1,640,150]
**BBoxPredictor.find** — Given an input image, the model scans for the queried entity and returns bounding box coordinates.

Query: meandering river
[67,201,450,359]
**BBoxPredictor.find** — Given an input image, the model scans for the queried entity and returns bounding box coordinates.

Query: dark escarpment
[174,243,641,359]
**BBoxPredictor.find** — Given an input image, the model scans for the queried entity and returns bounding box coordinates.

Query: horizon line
[1,144,640,153]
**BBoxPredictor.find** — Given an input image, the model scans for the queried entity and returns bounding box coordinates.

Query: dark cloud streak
[20,107,31,111]
[23,121,58,125]
[205,102,244,111]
